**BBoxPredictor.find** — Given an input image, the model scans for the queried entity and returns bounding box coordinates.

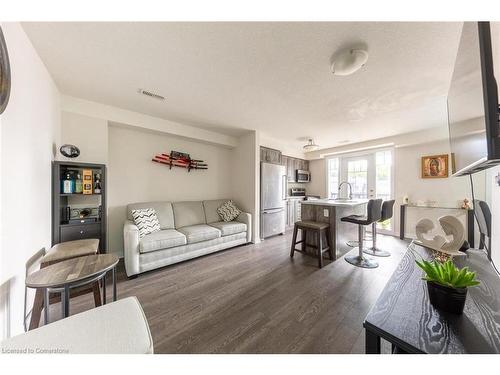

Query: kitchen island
[300,199,368,260]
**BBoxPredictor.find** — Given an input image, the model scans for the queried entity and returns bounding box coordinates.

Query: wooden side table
[29,239,100,330]
[26,254,119,324]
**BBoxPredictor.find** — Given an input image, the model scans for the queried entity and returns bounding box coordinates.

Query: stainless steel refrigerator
[260,162,287,239]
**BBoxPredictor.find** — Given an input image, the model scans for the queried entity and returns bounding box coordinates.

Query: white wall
[231,131,260,242]
[60,111,108,164]
[0,23,61,338]
[62,95,238,148]
[107,124,235,256]
[394,139,485,241]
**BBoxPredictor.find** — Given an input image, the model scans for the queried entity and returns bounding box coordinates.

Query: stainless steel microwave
[295,169,310,183]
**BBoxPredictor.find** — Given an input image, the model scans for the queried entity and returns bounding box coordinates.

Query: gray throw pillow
[131,208,161,238]
[217,200,241,222]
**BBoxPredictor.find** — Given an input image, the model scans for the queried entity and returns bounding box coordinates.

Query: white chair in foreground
[2,297,153,354]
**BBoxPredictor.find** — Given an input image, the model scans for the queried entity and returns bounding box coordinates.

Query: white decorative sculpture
[414,215,465,257]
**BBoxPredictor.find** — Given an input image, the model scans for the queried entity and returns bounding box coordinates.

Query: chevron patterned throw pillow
[217,200,241,222]
[131,208,161,238]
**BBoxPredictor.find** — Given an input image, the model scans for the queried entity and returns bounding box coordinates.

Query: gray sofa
[123,199,251,277]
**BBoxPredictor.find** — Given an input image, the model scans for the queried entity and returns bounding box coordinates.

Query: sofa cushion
[209,221,247,237]
[127,202,174,230]
[217,200,242,222]
[132,208,161,239]
[203,199,229,224]
[139,229,187,254]
[172,201,206,228]
[177,224,221,244]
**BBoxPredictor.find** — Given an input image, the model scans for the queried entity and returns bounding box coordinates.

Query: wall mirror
[0,26,11,115]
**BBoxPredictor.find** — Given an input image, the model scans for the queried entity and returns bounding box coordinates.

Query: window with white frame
[326,148,394,231]
[327,157,340,199]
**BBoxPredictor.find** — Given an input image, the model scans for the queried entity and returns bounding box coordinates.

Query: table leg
[29,289,44,330]
[63,284,70,318]
[400,205,406,240]
[365,328,381,354]
[92,281,102,306]
[43,288,49,325]
[112,267,117,302]
[102,273,107,305]
[60,290,65,318]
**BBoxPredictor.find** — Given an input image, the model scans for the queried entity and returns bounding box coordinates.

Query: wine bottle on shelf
[94,173,102,194]
[75,173,83,194]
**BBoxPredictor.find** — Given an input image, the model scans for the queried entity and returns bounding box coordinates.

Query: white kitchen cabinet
[286,198,303,228]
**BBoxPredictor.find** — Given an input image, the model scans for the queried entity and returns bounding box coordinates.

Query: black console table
[364,244,500,354]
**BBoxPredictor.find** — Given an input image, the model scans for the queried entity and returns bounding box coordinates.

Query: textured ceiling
[23,22,463,150]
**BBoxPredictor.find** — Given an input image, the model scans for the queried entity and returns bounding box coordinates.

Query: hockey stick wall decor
[152,150,208,172]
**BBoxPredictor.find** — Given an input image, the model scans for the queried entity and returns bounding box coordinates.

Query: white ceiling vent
[138,88,165,101]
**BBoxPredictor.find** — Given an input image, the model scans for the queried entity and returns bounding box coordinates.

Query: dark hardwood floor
[51,231,409,353]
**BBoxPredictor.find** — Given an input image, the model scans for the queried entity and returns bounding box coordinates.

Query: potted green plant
[415,259,480,314]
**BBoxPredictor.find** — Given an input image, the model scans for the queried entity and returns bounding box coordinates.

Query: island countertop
[301,198,368,207]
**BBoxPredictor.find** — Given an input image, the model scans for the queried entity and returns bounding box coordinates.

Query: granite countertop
[300,198,368,207]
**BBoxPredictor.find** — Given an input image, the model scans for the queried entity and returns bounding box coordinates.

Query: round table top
[26,254,119,288]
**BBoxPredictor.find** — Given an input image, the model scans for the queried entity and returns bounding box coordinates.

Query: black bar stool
[290,221,332,268]
[341,199,382,269]
[474,199,492,260]
[363,199,395,257]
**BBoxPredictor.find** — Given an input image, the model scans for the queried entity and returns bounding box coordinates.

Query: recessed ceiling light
[331,49,368,76]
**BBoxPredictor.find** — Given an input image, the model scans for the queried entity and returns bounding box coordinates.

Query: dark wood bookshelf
[52,160,107,253]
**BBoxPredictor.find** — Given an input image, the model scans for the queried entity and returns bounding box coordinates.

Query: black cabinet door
[60,223,101,242]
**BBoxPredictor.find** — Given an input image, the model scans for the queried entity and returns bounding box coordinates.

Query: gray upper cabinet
[287,157,295,182]
[281,155,309,182]
[260,146,282,164]
[261,148,309,182]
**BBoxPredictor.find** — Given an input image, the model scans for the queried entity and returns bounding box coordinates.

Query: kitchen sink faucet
[338,181,353,200]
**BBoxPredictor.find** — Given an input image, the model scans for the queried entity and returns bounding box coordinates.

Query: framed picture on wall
[421,154,449,178]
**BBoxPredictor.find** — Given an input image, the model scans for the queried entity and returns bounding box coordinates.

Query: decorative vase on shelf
[61,172,74,194]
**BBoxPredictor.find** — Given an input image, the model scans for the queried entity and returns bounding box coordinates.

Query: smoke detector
[331,49,368,76]
[137,88,165,101]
